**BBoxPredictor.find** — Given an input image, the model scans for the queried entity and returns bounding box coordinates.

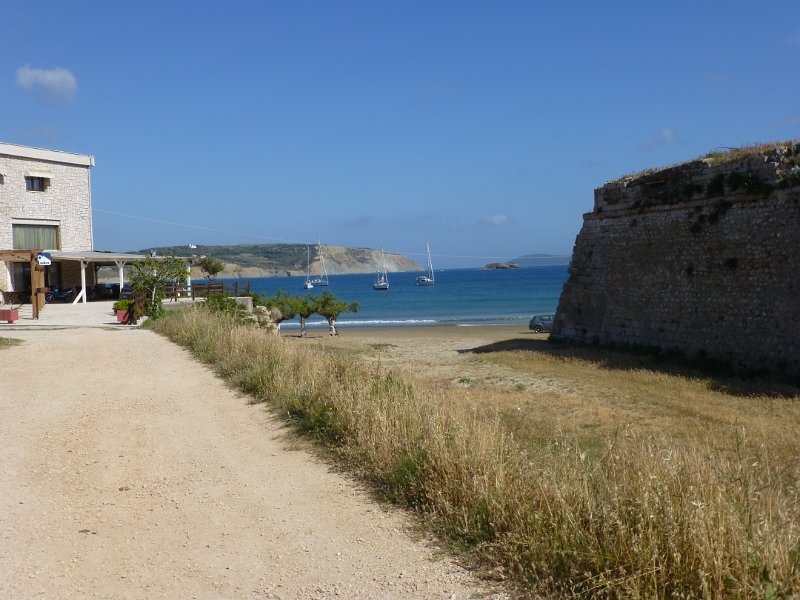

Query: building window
[25,176,50,192]
[12,224,59,250]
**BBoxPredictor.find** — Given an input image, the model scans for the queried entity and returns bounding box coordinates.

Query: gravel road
[0,328,506,599]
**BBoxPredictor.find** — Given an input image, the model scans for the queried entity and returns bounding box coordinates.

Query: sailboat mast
[317,233,328,283]
[427,241,434,281]
[304,245,314,289]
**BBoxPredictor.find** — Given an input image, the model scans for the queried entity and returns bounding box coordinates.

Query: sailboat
[303,246,314,289]
[415,242,435,286]
[372,247,389,291]
[308,234,329,286]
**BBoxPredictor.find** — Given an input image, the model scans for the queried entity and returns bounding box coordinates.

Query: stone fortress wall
[552,142,800,379]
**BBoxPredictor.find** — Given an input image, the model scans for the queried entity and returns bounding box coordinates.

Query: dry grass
[701,141,797,166]
[0,337,22,349]
[609,140,799,184]
[153,308,800,599]
[459,341,800,457]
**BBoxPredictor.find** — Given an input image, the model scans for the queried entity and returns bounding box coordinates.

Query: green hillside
[138,243,422,275]
[140,244,308,274]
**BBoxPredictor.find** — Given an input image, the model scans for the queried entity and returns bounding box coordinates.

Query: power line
[95,209,303,244]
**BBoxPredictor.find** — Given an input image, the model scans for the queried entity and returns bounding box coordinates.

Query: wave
[279,315,528,329]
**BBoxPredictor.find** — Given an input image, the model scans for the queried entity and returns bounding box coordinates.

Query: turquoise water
[217,266,568,329]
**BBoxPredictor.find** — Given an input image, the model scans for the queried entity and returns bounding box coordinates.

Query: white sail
[416,242,435,286]
[309,234,329,286]
[303,245,314,289]
[373,246,389,290]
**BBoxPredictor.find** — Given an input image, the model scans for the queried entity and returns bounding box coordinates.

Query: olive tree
[196,256,224,281]
[313,291,358,336]
[296,295,316,337]
[261,290,299,332]
[129,252,187,318]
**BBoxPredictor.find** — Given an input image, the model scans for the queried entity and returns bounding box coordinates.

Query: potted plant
[113,299,134,324]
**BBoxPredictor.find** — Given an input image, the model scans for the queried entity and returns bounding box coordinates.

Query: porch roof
[50,250,151,264]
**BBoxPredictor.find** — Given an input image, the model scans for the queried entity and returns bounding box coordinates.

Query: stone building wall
[552,143,800,379]
[0,143,94,291]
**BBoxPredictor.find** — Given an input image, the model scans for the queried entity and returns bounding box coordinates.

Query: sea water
[215,266,568,330]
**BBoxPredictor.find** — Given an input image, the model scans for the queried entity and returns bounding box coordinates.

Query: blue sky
[2,1,799,268]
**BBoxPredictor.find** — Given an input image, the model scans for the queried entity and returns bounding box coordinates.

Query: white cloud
[479,214,511,226]
[16,65,77,103]
[640,128,676,151]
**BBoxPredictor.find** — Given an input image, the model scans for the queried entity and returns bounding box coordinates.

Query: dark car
[528,314,554,333]
[119,285,133,299]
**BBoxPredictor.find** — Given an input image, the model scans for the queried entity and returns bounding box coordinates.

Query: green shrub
[112,299,134,312]
[201,295,250,324]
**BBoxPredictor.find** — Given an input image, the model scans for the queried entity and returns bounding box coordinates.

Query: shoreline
[278,318,532,331]
[281,324,543,365]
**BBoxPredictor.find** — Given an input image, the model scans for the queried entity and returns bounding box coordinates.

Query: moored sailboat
[415,242,435,286]
[308,234,329,286]
[373,247,389,290]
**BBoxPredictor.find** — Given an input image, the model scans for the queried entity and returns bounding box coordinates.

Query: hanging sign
[36,252,52,266]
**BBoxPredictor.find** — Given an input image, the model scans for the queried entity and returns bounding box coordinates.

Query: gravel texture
[0,328,507,599]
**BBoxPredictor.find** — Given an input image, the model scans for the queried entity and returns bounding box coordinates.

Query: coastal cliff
[140,243,422,279]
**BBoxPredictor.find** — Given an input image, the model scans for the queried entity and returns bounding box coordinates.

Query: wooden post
[30,257,45,319]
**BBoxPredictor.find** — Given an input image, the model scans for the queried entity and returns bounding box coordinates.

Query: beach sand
[283,323,548,389]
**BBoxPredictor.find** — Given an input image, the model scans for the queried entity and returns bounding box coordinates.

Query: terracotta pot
[0,308,19,324]
[115,310,129,324]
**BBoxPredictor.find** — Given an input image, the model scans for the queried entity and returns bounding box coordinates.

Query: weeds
[152,307,800,598]
[0,337,22,349]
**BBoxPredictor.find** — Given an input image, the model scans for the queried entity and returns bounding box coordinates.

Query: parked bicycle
[44,287,75,303]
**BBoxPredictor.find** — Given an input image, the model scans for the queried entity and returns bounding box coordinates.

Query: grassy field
[153,307,800,598]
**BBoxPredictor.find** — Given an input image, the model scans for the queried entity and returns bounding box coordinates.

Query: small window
[25,176,50,192]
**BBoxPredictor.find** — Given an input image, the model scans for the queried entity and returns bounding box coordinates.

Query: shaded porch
[0,250,192,319]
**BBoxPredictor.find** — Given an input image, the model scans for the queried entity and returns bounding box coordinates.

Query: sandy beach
[0,324,513,599]
[285,323,546,390]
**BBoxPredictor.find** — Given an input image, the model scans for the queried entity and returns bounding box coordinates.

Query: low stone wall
[553,143,800,379]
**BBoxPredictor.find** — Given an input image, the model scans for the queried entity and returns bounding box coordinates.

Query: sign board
[36,252,52,266]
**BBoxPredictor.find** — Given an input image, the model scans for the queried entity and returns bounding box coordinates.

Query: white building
[0,142,95,294]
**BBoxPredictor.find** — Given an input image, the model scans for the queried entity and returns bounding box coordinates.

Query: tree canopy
[129,252,187,318]
[196,256,224,281]
[258,289,358,335]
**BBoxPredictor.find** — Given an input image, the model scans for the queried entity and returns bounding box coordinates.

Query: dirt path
[0,328,505,599]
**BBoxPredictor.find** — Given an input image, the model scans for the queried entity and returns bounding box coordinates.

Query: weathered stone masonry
[553,143,800,378]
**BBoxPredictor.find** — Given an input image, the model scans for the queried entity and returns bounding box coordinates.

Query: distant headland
[481,262,519,270]
[137,243,422,279]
